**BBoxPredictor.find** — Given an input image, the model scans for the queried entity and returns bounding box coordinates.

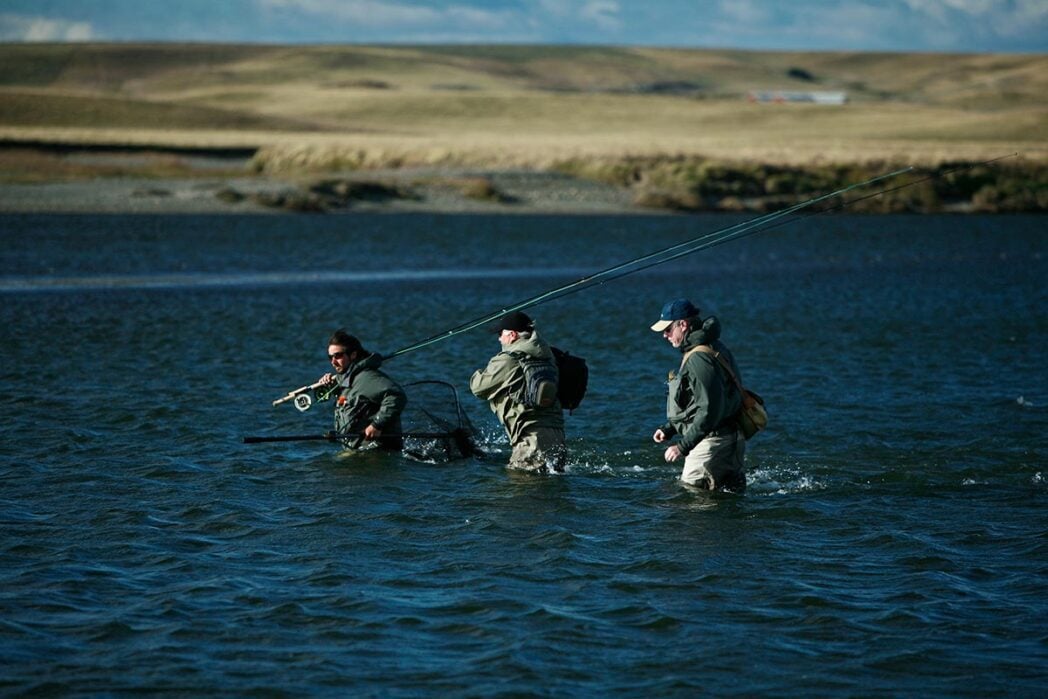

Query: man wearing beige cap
[470,311,566,474]
[651,298,747,490]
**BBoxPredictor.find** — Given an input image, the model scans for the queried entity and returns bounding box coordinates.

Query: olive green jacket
[318,352,407,449]
[470,331,565,445]
[660,317,743,456]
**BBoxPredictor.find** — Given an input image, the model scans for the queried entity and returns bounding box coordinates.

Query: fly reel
[294,394,313,412]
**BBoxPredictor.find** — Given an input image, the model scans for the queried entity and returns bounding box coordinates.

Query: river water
[1,212,1045,696]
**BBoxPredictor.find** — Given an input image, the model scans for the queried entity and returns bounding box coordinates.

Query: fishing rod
[253,380,480,457]
[385,164,912,359]
[386,154,1017,358]
[250,157,1014,450]
[533,153,1022,302]
[271,377,334,412]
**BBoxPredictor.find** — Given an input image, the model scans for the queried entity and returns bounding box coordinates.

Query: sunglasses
[328,351,348,360]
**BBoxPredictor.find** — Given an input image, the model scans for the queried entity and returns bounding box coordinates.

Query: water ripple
[2,213,1045,696]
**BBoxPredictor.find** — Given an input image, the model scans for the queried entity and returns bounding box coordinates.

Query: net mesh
[400,380,481,462]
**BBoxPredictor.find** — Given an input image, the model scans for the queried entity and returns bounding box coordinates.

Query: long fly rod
[251,155,1017,449]
[385,164,913,359]
[381,154,1014,359]
[528,153,1021,304]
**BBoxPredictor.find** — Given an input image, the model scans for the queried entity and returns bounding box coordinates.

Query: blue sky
[0,0,1044,53]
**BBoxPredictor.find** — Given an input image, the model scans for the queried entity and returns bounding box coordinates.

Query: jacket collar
[680,316,722,353]
[340,351,382,381]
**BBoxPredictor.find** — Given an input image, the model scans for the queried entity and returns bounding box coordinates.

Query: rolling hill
[0,43,1043,211]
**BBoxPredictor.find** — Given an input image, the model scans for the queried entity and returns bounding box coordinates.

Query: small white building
[748,90,848,105]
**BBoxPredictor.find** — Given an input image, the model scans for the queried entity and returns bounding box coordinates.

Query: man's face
[328,344,354,374]
[662,320,688,348]
[498,329,518,348]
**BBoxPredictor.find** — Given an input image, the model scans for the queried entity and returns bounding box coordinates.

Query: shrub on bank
[558,156,1045,214]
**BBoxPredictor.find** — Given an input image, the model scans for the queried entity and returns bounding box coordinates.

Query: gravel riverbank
[0,169,641,215]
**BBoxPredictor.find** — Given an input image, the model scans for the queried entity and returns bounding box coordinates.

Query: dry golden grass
[0,43,1044,174]
[0,145,247,183]
[2,122,1038,173]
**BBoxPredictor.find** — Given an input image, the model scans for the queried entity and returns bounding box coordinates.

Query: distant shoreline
[0,142,1043,215]
[0,172,1041,215]
[0,170,642,216]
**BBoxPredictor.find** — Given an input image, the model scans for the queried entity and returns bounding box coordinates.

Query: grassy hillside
[2,43,1044,103]
[1,44,1043,147]
[0,43,1043,211]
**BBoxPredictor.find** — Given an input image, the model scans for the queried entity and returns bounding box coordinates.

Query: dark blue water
[2,213,1046,697]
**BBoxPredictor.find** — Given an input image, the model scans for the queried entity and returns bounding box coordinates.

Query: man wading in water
[650,298,747,490]
[470,311,566,474]
[316,329,407,451]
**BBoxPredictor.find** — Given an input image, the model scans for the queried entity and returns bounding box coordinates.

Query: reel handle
[272,378,334,407]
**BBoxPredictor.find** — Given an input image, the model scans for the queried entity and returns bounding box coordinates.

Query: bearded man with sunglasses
[316,328,407,451]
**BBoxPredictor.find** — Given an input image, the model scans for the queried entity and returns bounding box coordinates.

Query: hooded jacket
[661,316,743,456]
[470,331,565,444]
[320,352,407,449]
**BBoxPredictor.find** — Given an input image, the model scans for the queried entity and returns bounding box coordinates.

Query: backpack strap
[505,350,532,369]
[679,345,707,370]
[688,344,748,398]
[502,350,528,383]
[506,350,554,369]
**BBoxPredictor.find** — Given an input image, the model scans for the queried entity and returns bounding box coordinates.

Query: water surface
[1,213,1045,696]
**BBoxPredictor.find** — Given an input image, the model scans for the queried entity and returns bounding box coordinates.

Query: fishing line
[535,153,1021,302]
[386,166,909,358]
[386,154,1016,359]
[386,167,909,358]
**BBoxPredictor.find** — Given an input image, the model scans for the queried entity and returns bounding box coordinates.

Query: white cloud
[900,0,1047,44]
[900,0,1047,26]
[260,0,433,26]
[257,0,628,40]
[717,0,774,25]
[0,0,1036,50]
[536,0,624,33]
[0,13,93,41]
[986,0,1048,39]
[902,0,997,16]
[443,5,511,30]
[538,0,571,20]
[701,1,899,50]
[257,0,508,29]
[579,1,623,32]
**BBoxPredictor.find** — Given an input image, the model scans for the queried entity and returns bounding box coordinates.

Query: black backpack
[551,346,588,412]
[509,352,559,409]
[508,347,589,412]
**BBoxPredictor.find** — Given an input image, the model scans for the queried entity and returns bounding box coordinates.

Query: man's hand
[653,428,668,443]
[364,424,383,440]
[664,444,683,462]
